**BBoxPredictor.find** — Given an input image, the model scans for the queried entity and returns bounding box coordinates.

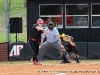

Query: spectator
[54,6,74,26]
[44,17,53,25]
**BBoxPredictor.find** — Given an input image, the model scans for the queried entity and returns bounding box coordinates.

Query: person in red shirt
[54,6,74,26]
[44,17,54,25]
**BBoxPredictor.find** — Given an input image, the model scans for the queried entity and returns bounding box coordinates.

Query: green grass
[0,0,25,15]
[0,0,5,14]
[0,61,32,65]
[0,60,100,65]
[0,0,27,43]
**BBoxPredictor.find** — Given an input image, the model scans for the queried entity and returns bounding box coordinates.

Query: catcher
[56,34,80,63]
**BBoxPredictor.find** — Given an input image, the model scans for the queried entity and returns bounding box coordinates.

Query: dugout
[27,0,100,42]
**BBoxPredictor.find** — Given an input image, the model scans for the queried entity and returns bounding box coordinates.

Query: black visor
[48,22,54,26]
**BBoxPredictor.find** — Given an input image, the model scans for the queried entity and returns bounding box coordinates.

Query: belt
[28,38,37,42]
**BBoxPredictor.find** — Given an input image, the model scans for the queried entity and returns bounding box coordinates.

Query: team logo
[9,45,24,57]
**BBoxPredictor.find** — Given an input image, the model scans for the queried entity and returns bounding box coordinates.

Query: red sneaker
[33,60,42,65]
[35,61,42,65]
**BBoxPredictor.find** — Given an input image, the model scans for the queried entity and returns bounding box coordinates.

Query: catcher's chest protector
[65,44,73,52]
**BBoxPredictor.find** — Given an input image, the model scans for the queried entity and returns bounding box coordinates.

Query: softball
[61,33,65,38]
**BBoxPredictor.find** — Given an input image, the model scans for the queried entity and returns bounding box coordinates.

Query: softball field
[0,60,100,75]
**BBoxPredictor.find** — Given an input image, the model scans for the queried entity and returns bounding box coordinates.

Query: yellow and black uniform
[61,38,81,64]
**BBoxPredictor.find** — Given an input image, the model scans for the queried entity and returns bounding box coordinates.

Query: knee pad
[61,51,66,57]
[61,52,67,61]
[70,52,77,59]
[70,52,79,59]
[61,51,70,62]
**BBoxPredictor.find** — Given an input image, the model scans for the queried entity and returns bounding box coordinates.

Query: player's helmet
[48,22,54,30]
[37,19,44,25]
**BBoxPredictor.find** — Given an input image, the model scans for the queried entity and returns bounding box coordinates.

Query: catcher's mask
[48,22,54,30]
[70,36,74,41]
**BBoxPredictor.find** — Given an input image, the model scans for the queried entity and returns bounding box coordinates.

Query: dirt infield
[0,60,100,75]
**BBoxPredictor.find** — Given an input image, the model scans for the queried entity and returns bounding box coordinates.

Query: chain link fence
[0,0,27,43]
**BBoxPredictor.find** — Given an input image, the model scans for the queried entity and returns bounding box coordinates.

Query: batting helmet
[48,22,54,30]
[37,19,44,24]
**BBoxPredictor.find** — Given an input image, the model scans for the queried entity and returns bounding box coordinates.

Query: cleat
[61,60,66,64]
[76,60,81,63]
[33,60,42,65]
[61,60,71,64]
